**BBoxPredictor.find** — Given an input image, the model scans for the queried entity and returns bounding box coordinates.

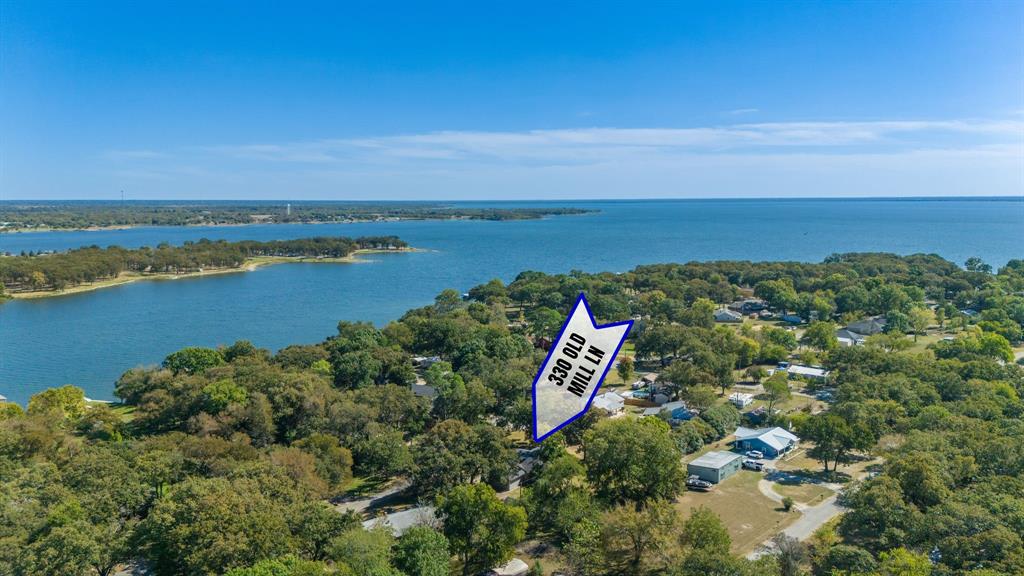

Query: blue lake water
[1,198,1022,405]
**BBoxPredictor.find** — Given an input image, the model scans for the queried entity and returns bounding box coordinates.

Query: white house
[592,391,625,414]
[728,392,755,408]
[785,364,830,381]
[714,308,744,323]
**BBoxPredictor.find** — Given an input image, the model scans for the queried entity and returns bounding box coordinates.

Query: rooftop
[786,365,829,378]
[689,450,742,469]
[734,426,800,451]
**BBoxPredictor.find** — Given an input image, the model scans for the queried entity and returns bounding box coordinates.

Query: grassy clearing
[772,481,835,505]
[773,449,881,484]
[340,475,392,499]
[674,470,798,554]
[516,539,568,575]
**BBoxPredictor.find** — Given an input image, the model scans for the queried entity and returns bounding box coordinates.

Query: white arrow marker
[532,293,633,442]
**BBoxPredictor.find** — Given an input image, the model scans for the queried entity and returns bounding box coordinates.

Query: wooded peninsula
[0,202,594,232]
[0,235,409,297]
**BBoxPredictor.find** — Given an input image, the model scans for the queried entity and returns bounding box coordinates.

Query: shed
[687,451,743,484]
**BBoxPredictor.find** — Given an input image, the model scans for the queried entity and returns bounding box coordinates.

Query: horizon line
[3,194,1023,203]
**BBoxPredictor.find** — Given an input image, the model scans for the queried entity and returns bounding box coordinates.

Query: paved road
[746,492,845,559]
[747,469,852,559]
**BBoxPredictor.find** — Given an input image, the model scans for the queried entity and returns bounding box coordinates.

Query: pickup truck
[742,459,765,471]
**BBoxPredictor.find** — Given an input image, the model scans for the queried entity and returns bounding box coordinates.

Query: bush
[782,496,795,511]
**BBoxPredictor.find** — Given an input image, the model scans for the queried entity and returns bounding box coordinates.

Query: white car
[744,450,764,459]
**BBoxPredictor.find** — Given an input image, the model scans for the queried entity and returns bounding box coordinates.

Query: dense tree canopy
[2,252,1022,575]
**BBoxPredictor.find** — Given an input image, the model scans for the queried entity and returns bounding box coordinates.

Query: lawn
[674,470,798,554]
[339,475,393,499]
[515,539,569,575]
[772,481,835,505]
[773,448,881,484]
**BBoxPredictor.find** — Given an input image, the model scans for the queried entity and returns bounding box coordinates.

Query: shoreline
[5,248,422,300]
[0,211,594,235]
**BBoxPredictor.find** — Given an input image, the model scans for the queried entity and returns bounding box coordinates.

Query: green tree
[392,526,450,576]
[437,483,527,576]
[797,413,869,473]
[878,547,932,576]
[162,346,224,375]
[526,307,564,338]
[564,518,603,576]
[202,378,248,413]
[138,477,293,575]
[27,385,87,420]
[224,556,332,576]
[762,372,791,415]
[582,417,684,505]
[327,527,399,576]
[294,433,354,491]
[600,502,679,572]
[616,356,635,384]
[908,307,931,342]
[800,321,839,352]
[679,506,730,554]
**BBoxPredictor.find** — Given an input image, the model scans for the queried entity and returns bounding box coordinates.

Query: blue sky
[2,1,1022,200]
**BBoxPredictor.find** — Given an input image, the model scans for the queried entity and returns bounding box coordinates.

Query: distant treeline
[0,202,593,231]
[0,236,406,292]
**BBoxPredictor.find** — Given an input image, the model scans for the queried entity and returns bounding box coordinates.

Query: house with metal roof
[714,308,744,323]
[641,400,693,421]
[836,328,867,347]
[733,426,800,458]
[784,364,829,381]
[687,451,743,483]
[592,391,625,414]
[845,316,887,335]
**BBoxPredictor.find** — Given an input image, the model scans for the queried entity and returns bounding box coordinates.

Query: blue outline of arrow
[531,292,634,442]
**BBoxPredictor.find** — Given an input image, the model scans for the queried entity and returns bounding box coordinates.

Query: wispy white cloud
[99,118,1024,199]
[726,108,759,115]
[192,119,1024,167]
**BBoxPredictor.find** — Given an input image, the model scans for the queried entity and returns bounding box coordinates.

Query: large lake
[2,198,1022,404]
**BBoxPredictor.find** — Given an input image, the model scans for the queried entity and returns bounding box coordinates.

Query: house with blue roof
[733,426,800,458]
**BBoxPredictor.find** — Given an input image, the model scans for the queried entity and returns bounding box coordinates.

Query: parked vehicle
[742,459,764,471]
[744,450,764,459]
[685,475,713,491]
